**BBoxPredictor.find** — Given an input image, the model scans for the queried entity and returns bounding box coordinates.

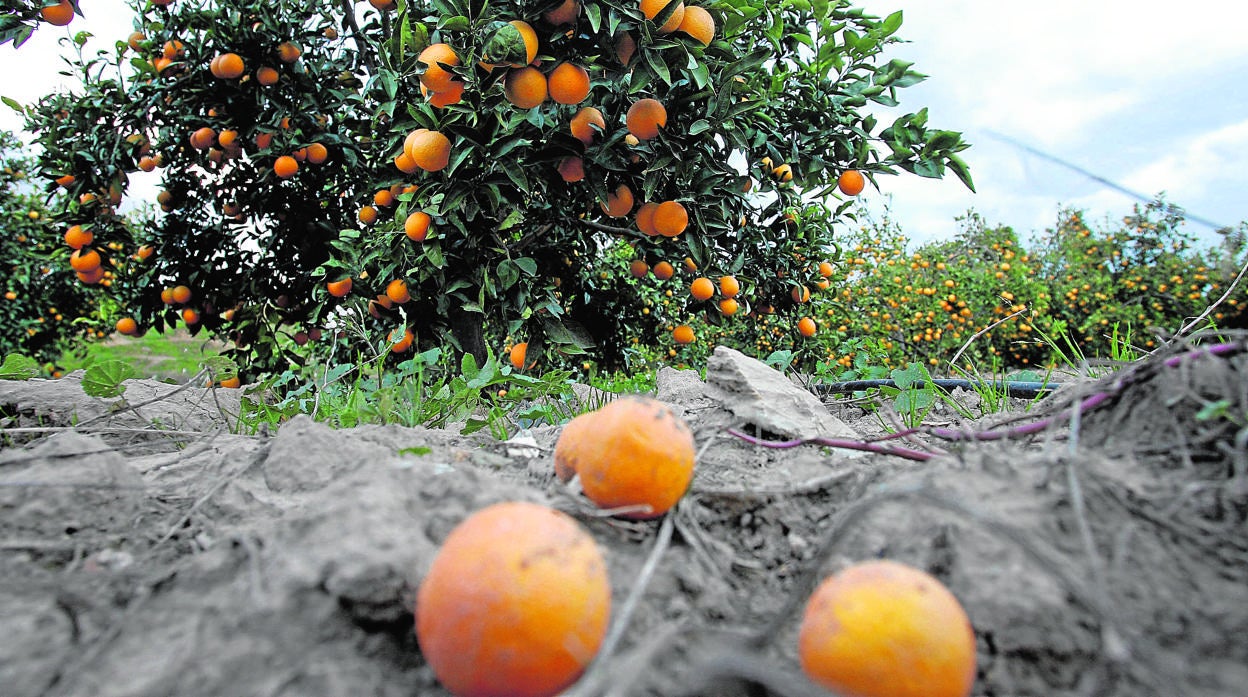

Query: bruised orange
[562,396,694,518]
[629,259,649,278]
[799,560,976,697]
[416,501,611,697]
[557,156,585,183]
[553,411,596,482]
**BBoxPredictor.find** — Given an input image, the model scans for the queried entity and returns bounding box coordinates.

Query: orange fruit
[508,19,539,66]
[653,201,688,237]
[277,41,302,63]
[690,276,714,301]
[171,285,192,304]
[254,131,274,150]
[640,0,685,33]
[683,256,698,273]
[69,248,101,273]
[418,43,461,93]
[358,205,378,225]
[772,163,793,182]
[405,211,432,241]
[326,277,353,297]
[256,65,280,85]
[219,375,242,389]
[389,326,414,352]
[509,341,530,371]
[274,155,299,178]
[818,260,834,278]
[217,129,238,149]
[626,98,667,140]
[135,245,155,261]
[553,411,596,482]
[64,225,93,250]
[548,62,591,105]
[160,288,175,304]
[718,298,739,316]
[557,156,585,183]
[76,267,104,284]
[115,317,138,336]
[416,501,611,697]
[217,53,246,79]
[652,261,674,280]
[718,275,739,298]
[635,202,659,236]
[838,169,865,196]
[189,127,216,149]
[600,184,634,217]
[677,5,714,45]
[424,79,465,107]
[543,0,579,25]
[405,129,452,172]
[181,308,200,325]
[162,39,184,59]
[629,259,649,278]
[138,155,157,171]
[569,107,606,145]
[306,142,329,164]
[797,316,817,337]
[614,31,637,65]
[557,396,695,518]
[373,188,395,208]
[799,560,976,697]
[673,324,695,344]
[126,31,144,51]
[40,0,74,26]
[55,173,76,187]
[394,151,420,174]
[386,279,411,304]
[791,285,810,303]
[504,66,548,109]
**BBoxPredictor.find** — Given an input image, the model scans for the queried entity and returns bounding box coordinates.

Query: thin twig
[949,306,1028,369]
[342,0,376,72]
[1175,252,1248,338]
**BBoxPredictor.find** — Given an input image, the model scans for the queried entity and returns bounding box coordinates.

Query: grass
[59,329,223,383]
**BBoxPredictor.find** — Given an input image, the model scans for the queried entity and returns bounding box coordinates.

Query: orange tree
[23,0,973,374]
[2,0,81,47]
[0,130,107,365]
[24,0,374,371]
[329,0,973,370]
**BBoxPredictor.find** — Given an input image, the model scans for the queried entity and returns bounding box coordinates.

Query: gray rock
[705,345,859,441]
[655,366,710,410]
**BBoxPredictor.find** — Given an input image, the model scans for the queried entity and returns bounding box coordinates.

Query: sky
[3,0,1247,248]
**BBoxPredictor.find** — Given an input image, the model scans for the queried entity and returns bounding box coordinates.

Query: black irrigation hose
[812,379,1060,400]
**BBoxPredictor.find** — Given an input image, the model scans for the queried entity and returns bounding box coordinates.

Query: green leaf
[881,10,903,36]
[890,362,929,390]
[0,95,23,114]
[688,119,710,135]
[0,354,39,380]
[82,360,139,398]
[514,257,537,275]
[645,49,671,86]
[203,356,239,380]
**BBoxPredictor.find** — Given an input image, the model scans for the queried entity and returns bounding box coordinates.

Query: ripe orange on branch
[569,107,606,145]
[405,211,432,241]
[838,169,865,196]
[600,184,634,218]
[417,43,461,93]
[404,129,452,172]
[40,0,75,26]
[653,201,688,237]
[416,501,611,697]
[504,66,548,109]
[626,98,667,140]
[677,5,715,45]
[273,155,299,178]
[690,276,714,301]
[548,62,591,105]
[210,53,245,79]
[640,0,686,34]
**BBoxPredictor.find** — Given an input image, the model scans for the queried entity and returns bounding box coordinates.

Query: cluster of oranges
[416,396,976,697]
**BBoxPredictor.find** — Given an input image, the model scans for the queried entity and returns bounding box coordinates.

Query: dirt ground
[3,335,1246,697]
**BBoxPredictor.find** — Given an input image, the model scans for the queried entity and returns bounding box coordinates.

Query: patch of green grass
[59,330,222,383]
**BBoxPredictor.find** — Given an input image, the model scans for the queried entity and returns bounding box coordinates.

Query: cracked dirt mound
[2,337,1246,697]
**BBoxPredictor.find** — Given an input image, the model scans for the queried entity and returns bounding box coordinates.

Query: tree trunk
[449,305,488,367]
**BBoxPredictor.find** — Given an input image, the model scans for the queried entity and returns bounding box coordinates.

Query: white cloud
[1122,119,1248,208]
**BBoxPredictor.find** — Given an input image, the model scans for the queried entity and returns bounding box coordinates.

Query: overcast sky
[4,0,1246,248]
